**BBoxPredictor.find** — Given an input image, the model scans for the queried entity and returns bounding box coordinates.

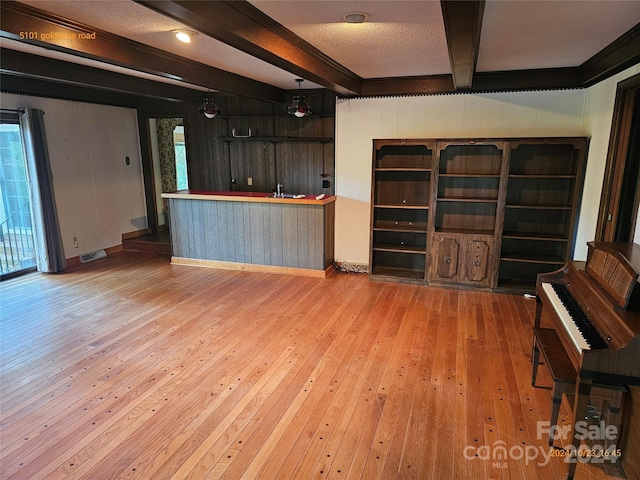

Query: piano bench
[532,327,626,448]
[532,327,578,445]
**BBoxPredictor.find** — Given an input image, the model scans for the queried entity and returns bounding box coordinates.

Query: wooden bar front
[162,190,336,277]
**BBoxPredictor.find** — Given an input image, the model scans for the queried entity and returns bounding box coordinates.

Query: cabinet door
[430,234,460,283]
[461,237,493,287]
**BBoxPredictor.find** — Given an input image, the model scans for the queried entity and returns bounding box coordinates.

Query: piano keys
[532,242,640,480]
[540,282,608,352]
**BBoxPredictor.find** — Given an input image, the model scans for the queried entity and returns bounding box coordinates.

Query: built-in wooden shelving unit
[369,137,588,293]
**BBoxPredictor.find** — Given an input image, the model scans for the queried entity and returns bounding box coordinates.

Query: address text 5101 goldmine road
[19,31,96,41]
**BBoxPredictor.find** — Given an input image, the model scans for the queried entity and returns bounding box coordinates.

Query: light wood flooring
[0,252,630,479]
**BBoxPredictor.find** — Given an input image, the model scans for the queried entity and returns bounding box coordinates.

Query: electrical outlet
[73,236,79,248]
[322,180,330,188]
[247,177,253,186]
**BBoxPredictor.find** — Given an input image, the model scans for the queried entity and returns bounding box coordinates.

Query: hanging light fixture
[288,79,312,118]
[198,97,220,119]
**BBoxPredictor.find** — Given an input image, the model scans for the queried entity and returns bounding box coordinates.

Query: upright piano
[533,242,640,480]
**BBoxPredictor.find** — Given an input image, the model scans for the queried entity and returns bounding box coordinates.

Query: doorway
[613,91,640,242]
[597,73,640,243]
[147,117,187,231]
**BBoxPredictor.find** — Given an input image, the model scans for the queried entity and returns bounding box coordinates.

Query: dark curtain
[20,108,66,273]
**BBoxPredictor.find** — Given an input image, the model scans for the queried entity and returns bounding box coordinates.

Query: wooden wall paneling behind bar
[276,143,321,195]
[194,90,336,195]
[184,108,227,191]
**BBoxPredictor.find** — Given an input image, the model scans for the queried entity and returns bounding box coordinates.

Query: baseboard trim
[171,257,331,278]
[106,244,123,255]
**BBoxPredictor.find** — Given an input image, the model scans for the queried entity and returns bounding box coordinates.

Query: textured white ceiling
[249,1,451,78]
[478,0,640,72]
[8,0,640,92]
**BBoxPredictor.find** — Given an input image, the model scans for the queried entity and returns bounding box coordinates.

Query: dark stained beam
[360,75,455,97]
[471,67,582,93]
[0,48,203,103]
[440,0,485,91]
[579,23,640,88]
[135,0,363,95]
[0,1,285,103]
[358,68,581,97]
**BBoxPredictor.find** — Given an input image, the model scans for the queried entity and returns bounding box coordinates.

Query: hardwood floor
[0,252,630,479]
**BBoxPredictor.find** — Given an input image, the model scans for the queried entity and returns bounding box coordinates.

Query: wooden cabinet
[370,140,433,283]
[369,137,588,292]
[430,234,460,281]
[430,232,494,287]
[498,138,588,292]
[463,237,492,284]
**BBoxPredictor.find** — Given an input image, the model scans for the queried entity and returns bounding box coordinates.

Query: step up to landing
[122,233,171,255]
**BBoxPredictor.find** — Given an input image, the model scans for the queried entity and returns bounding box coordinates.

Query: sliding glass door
[0,115,36,278]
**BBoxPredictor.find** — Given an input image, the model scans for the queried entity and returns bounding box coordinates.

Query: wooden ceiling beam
[0,48,205,104]
[0,1,285,103]
[135,0,362,95]
[360,75,455,97]
[579,23,640,88]
[357,69,580,97]
[471,68,582,93]
[440,0,485,91]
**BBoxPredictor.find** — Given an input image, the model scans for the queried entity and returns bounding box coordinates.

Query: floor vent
[79,249,107,263]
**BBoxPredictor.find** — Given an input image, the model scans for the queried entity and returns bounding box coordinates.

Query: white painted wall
[335,63,640,265]
[0,93,146,259]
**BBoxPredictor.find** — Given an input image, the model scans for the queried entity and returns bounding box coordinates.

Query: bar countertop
[161,190,336,205]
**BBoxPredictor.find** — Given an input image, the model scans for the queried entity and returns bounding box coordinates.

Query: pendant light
[198,97,220,119]
[288,79,312,118]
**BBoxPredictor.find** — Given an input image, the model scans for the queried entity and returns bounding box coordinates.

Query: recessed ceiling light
[342,12,369,24]
[174,30,197,43]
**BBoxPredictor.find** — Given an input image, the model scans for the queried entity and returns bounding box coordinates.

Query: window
[173,125,188,191]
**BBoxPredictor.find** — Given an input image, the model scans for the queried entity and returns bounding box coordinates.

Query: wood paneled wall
[185,91,336,196]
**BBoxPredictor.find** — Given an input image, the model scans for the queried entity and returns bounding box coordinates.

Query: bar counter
[161,190,336,277]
